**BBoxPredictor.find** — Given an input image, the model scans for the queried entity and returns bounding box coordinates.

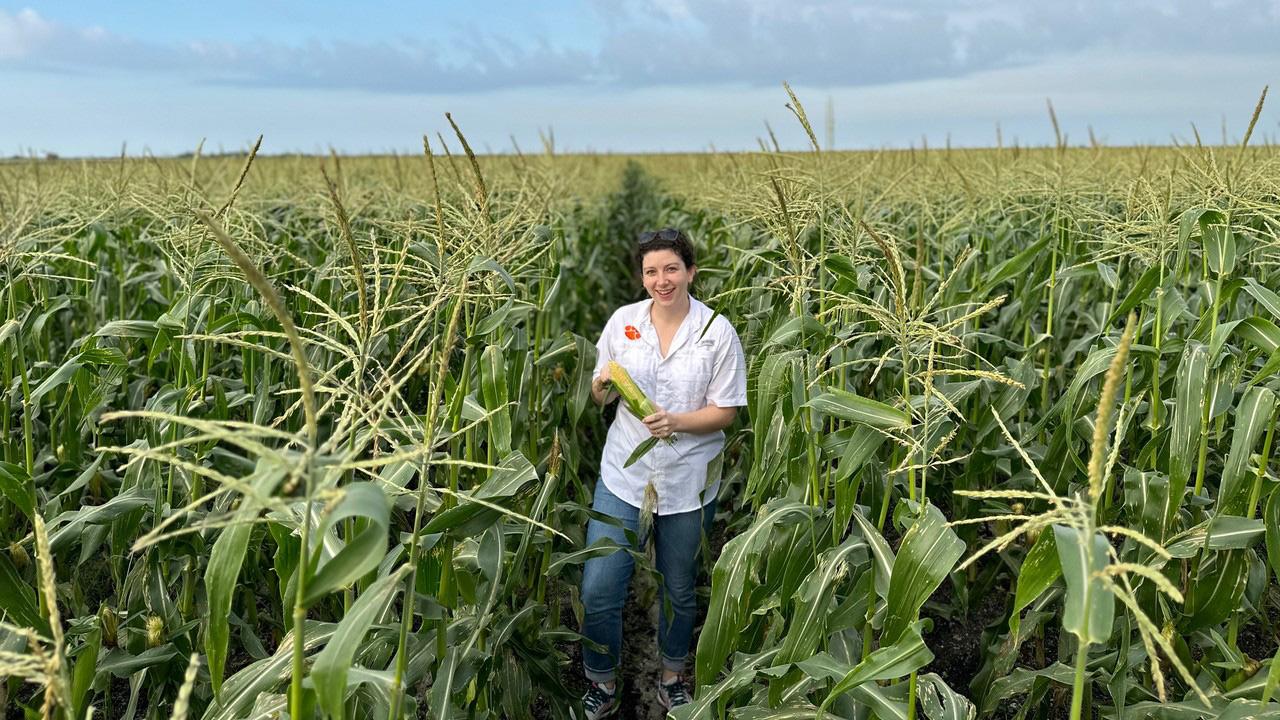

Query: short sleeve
[706,320,748,407]
[593,312,615,379]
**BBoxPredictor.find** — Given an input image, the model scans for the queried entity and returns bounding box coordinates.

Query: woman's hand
[591,366,617,406]
[642,408,680,439]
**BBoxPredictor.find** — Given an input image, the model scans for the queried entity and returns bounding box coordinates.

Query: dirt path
[558,560,671,720]
[558,509,730,720]
[615,574,672,720]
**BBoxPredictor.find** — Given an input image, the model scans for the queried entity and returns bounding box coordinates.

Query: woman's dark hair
[635,228,696,270]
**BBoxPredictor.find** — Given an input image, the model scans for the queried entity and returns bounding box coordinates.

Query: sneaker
[656,675,692,711]
[581,681,619,719]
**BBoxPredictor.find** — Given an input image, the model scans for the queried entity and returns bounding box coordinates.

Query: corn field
[3,92,1280,720]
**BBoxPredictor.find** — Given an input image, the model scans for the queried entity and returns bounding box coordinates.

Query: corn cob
[608,360,655,420]
[608,360,675,469]
[610,361,661,531]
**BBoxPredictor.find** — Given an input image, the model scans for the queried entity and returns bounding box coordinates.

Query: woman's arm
[642,403,737,437]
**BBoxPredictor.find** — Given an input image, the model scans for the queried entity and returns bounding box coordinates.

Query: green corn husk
[609,360,655,419]
[608,361,675,468]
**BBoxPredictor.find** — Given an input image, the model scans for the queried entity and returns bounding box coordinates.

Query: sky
[2,0,1280,156]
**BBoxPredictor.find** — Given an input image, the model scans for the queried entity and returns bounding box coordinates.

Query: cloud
[0,7,593,93]
[0,7,55,59]
[5,44,1275,158]
[587,0,1280,89]
[1,2,1278,95]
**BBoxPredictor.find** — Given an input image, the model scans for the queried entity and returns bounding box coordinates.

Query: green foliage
[3,98,1280,720]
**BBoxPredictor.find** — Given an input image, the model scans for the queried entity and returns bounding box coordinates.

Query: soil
[1238,591,1280,662]
[923,581,1008,691]
[76,553,116,612]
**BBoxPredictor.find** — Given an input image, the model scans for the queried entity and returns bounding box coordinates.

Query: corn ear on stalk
[639,478,659,546]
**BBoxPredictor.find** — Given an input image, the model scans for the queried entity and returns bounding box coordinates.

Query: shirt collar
[631,295,709,359]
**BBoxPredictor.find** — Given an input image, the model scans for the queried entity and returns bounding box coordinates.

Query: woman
[579,228,747,717]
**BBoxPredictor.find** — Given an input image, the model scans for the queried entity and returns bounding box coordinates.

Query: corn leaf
[312,566,411,719]
[480,344,512,456]
[815,620,933,715]
[0,318,18,345]
[1262,656,1280,706]
[775,533,866,666]
[207,461,288,695]
[850,506,895,601]
[47,485,150,554]
[0,553,45,633]
[1183,549,1247,631]
[428,647,482,720]
[734,705,848,720]
[1107,263,1162,325]
[1217,387,1276,514]
[1204,516,1265,549]
[695,501,811,688]
[570,333,595,422]
[303,483,391,606]
[97,646,179,678]
[1009,529,1060,636]
[623,436,659,468]
[204,621,338,720]
[1201,217,1236,276]
[671,649,780,720]
[765,315,829,349]
[94,319,160,339]
[1124,467,1168,539]
[881,502,963,646]
[917,672,977,720]
[71,627,101,720]
[0,461,36,520]
[751,350,799,461]
[1233,316,1280,354]
[984,237,1049,290]
[1167,341,1210,533]
[422,451,537,537]
[1053,525,1114,645]
[806,387,909,429]
[1267,488,1280,584]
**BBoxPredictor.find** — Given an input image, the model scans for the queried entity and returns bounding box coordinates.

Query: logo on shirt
[624,325,641,340]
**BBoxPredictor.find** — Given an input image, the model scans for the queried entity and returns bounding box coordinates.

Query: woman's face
[641,249,696,308]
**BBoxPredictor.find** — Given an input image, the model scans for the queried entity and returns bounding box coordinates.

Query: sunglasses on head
[637,228,682,243]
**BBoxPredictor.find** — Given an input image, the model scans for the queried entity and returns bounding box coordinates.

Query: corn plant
[2,87,1280,720]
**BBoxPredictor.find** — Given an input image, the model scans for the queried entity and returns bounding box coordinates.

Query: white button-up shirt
[593,295,748,515]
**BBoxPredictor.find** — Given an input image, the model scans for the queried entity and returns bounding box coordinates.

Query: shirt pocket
[674,342,716,406]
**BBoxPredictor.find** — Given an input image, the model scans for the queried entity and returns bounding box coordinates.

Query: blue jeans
[580,479,715,683]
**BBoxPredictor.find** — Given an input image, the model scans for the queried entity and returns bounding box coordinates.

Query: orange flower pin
[624,325,641,340]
